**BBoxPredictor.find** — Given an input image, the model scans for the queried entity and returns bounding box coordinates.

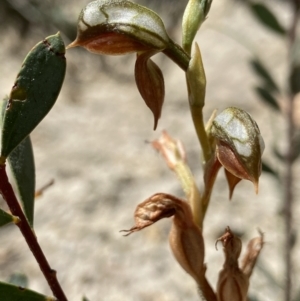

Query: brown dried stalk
[0,164,68,301]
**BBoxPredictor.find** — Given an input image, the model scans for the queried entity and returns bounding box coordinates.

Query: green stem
[190,106,212,164]
[163,39,190,71]
[174,162,203,228]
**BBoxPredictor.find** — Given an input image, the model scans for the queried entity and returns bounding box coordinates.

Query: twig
[0,164,68,301]
[284,4,300,301]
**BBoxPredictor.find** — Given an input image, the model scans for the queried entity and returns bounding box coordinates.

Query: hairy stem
[0,164,68,301]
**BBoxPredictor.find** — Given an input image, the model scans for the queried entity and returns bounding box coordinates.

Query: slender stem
[284,90,294,301]
[0,164,68,301]
[284,5,299,301]
[190,106,212,164]
[163,39,190,71]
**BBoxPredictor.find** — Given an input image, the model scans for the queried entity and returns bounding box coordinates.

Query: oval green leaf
[289,65,300,95]
[8,136,35,227]
[0,281,55,301]
[0,99,35,226]
[250,3,286,36]
[262,161,279,179]
[254,86,280,111]
[1,32,66,158]
[250,58,279,92]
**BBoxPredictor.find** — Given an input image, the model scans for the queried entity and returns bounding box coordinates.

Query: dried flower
[152,131,203,226]
[122,193,205,284]
[216,227,249,301]
[216,227,264,301]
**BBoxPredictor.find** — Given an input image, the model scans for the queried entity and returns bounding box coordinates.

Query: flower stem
[0,164,68,301]
[163,39,190,71]
[190,106,211,164]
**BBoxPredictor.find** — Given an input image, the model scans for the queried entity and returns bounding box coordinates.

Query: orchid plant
[0,1,265,300]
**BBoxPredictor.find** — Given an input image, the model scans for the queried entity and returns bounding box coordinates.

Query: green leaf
[8,273,28,288]
[250,59,279,92]
[0,209,16,227]
[254,86,280,111]
[250,3,286,36]
[0,98,35,226]
[0,281,55,301]
[82,297,90,301]
[291,131,300,162]
[182,0,213,53]
[262,161,279,179]
[8,136,35,227]
[289,65,300,94]
[1,32,66,158]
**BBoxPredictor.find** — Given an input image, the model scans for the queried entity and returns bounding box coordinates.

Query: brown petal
[152,131,186,169]
[216,227,249,301]
[217,141,252,183]
[121,193,194,235]
[122,193,205,280]
[169,210,205,284]
[135,51,165,130]
[202,152,222,205]
[67,33,151,55]
[241,230,264,278]
[224,168,242,200]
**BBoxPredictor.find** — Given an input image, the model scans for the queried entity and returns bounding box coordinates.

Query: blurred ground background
[0,0,298,300]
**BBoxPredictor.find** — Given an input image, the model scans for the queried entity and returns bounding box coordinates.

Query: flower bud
[186,43,206,107]
[211,107,265,194]
[182,0,213,53]
[67,0,170,55]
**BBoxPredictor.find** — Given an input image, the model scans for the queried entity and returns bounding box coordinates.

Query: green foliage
[254,86,280,111]
[0,1,276,300]
[0,32,66,158]
[0,209,15,227]
[0,281,55,301]
[8,136,35,226]
[289,65,300,94]
[249,2,286,36]
[261,161,279,179]
[249,58,279,93]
